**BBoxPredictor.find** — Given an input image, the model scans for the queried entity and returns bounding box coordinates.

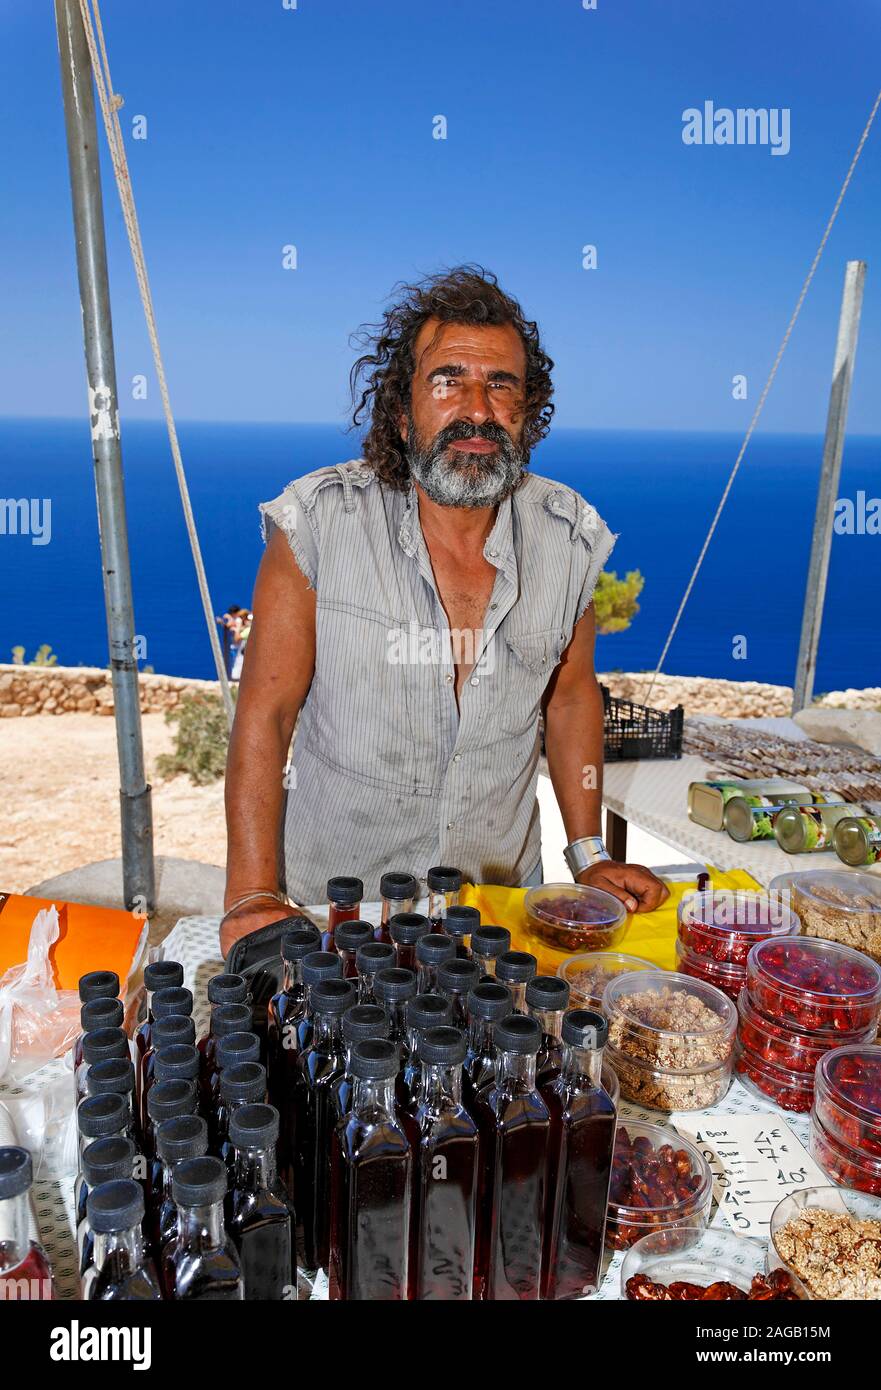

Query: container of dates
[605,1121,713,1251]
[675,889,800,1002]
[556,951,654,1015]
[811,1045,881,1195]
[523,882,629,955]
[621,1226,800,1301]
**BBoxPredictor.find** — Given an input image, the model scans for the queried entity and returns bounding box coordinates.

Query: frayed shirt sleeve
[575,511,617,624]
[259,485,319,590]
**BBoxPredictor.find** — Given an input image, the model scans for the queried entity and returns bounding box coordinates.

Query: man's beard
[405,415,527,508]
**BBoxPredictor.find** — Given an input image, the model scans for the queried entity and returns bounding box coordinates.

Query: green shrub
[10,643,58,666]
[594,570,644,635]
[156,692,232,785]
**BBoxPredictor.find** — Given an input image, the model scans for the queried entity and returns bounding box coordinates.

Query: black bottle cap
[437,958,480,994]
[342,1004,390,1044]
[219,1061,267,1105]
[418,1026,467,1067]
[80,997,124,1033]
[350,1038,399,1080]
[81,1027,129,1066]
[146,1078,197,1123]
[406,993,453,1032]
[302,951,343,986]
[144,961,184,993]
[427,866,463,893]
[154,1043,200,1083]
[87,1178,144,1234]
[152,1014,196,1049]
[470,925,511,959]
[444,906,480,939]
[562,1008,609,1050]
[355,942,396,974]
[525,976,571,1012]
[494,1014,542,1055]
[77,1093,128,1138]
[156,1114,208,1165]
[172,1155,228,1208]
[281,925,322,962]
[82,1135,135,1188]
[78,970,120,1004]
[215,1031,261,1071]
[0,1147,32,1199]
[151,986,194,1020]
[210,1003,252,1039]
[207,973,248,1006]
[311,979,357,1017]
[415,934,456,967]
[466,981,513,1022]
[380,872,419,901]
[334,920,374,954]
[373,967,418,1005]
[86,1057,135,1098]
[495,950,538,985]
[327,876,364,905]
[229,1102,280,1151]
[389,912,430,946]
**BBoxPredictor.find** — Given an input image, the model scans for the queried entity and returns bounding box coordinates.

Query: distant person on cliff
[217,605,250,681]
[220,266,667,953]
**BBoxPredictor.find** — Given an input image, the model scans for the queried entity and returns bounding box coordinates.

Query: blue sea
[0,418,878,692]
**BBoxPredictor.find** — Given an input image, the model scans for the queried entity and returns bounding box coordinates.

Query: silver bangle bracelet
[563,835,612,879]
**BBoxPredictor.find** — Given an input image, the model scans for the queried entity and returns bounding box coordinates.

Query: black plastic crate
[601,684,684,761]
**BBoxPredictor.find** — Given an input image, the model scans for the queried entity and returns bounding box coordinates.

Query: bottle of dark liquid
[82,1179,161,1300]
[144,1080,198,1196]
[76,1027,129,1105]
[442,905,479,958]
[163,1156,243,1300]
[328,1039,412,1301]
[526,976,571,1086]
[437,957,480,1028]
[78,1136,136,1278]
[73,996,124,1102]
[207,1030,261,1142]
[295,951,344,1054]
[324,876,364,952]
[389,912,430,972]
[293,978,357,1269]
[334,920,373,980]
[197,1002,251,1113]
[540,1009,616,1300]
[216,1062,268,1183]
[470,925,511,981]
[140,1016,197,1147]
[471,1014,550,1301]
[86,1058,138,1143]
[137,984,193,1133]
[133,962,184,1113]
[266,924,321,1111]
[462,981,513,1111]
[426,865,462,931]
[151,1114,208,1270]
[354,941,396,1003]
[76,1093,130,1173]
[226,1103,295,1300]
[329,1005,390,1126]
[373,967,418,1043]
[197,974,249,1088]
[411,1026,478,1301]
[415,934,456,993]
[149,1045,201,1162]
[494,951,538,1014]
[398,992,453,1112]
[376,872,419,944]
[0,1148,56,1299]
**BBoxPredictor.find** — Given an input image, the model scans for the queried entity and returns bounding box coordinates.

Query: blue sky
[1,0,879,432]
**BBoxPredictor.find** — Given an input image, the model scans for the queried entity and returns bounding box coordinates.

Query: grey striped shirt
[260,460,615,905]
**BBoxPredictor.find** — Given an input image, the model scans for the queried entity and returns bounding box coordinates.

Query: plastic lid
[0,1147,33,1199]
[334,921,374,954]
[210,1003,252,1039]
[82,1027,129,1066]
[380,872,419,901]
[444,906,480,938]
[207,973,248,1006]
[342,1004,390,1043]
[466,982,513,1022]
[494,1014,542,1055]
[219,1061,266,1104]
[77,1093,128,1138]
[151,986,194,1020]
[416,934,456,967]
[154,1043,200,1083]
[215,1031,261,1071]
[562,1008,608,1049]
[144,960,184,993]
[427,866,463,893]
[78,970,120,1003]
[281,925,322,962]
[86,1057,135,1098]
[438,958,481,994]
[679,889,800,942]
[311,979,358,1017]
[525,976,570,1011]
[152,1015,196,1049]
[302,951,344,986]
[82,1136,135,1187]
[770,869,881,919]
[406,993,453,1032]
[146,1079,197,1123]
[418,1026,467,1066]
[172,1155,228,1208]
[229,1102,280,1151]
[373,967,418,1004]
[80,997,124,1032]
[350,1038,399,1080]
[389,912,431,945]
[87,1178,144,1233]
[525,882,627,931]
[471,925,511,958]
[495,951,538,985]
[327,876,364,905]
[749,936,881,1004]
[356,942,396,973]
[156,1115,208,1165]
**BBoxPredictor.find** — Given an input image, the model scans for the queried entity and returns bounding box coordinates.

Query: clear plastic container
[746,936,881,1036]
[674,940,745,1002]
[678,889,799,967]
[737,987,874,1077]
[814,1045,881,1159]
[810,1110,881,1196]
[556,951,654,1014]
[770,870,881,965]
[621,1226,794,1301]
[523,883,628,955]
[734,1040,816,1113]
[605,1122,713,1251]
[768,1185,881,1299]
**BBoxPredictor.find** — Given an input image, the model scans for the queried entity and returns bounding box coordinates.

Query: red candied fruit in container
[810,1110,881,1196]
[677,890,799,968]
[734,1041,815,1114]
[737,988,875,1077]
[814,1045,881,1160]
[674,940,744,1002]
[746,936,881,1036]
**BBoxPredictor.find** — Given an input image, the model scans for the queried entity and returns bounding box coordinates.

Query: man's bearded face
[405,414,527,508]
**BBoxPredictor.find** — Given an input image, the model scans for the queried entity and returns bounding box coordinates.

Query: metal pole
[792,260,867,713]
[54,0,156,914]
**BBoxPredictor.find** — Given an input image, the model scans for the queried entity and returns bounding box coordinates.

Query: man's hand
[576,861,669,915]
[219,900,301,960]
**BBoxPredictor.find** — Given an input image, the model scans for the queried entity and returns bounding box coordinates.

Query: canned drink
[774,803,864,855]
[833,815,881,867]
[688,779,812,832]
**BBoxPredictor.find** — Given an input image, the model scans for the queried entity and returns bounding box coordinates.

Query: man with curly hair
[221,267,667,952]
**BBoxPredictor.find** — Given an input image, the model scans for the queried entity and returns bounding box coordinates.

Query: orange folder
[0,892,147,993]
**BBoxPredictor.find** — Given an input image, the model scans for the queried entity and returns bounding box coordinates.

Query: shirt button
[488,549,498,558]
[446,822,454,831]
[490,602,498,611]
[445,673,454,684]
[453,754,461,763]
[470,677,479,686]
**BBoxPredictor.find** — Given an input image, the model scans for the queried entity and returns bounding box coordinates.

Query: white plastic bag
[0,906,80,1083]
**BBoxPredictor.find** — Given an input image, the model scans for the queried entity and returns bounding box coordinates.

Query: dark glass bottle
[540,1009,616,1300]
[442,905,479,959]
[77,1093,130,1171]
[163,1156,243,1300]
[133,963,184,1111]
[495,951,538,1014]
[197,974,249,1092]
[472,1014,550,1301]
[78,1135,136,1278]
[76,1027,129,1105]
[470,925,511,982]
[197,1002,251,1113]
[207,1030,261,1143]
[73,996,124,1102]
[294,952,345,1054]
[373,967,418,1044]
[389,913,430,972]
[376,872,419,944]
[151,1114,208,1274]
[266,925,321,1114]
[437,957,480,1029]
[147,1044,200,1163]
[216,1062,267,1182]
[334,920,374,980]
[226,1103,295,1300]
[354,941,396,1003]
[328,1039,412,1301]
[462,981,513,1111]
[0,1148,56,1299]
[293,978,357,1268]
[136,984,193,1132]
[398,992,453,1112]
[426,865,462,931]
[140,1016,197,1146]
[415,934,456,993]
[325,876,364,952]
[82,1179,161,1300]
[329,1005,390,1127]
[86,1057,137,1144]
[526,976,571,1086]
[144,1079,198,1199]
[411,1027,479,1300]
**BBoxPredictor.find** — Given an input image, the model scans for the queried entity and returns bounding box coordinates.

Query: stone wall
[598,672,881,717]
